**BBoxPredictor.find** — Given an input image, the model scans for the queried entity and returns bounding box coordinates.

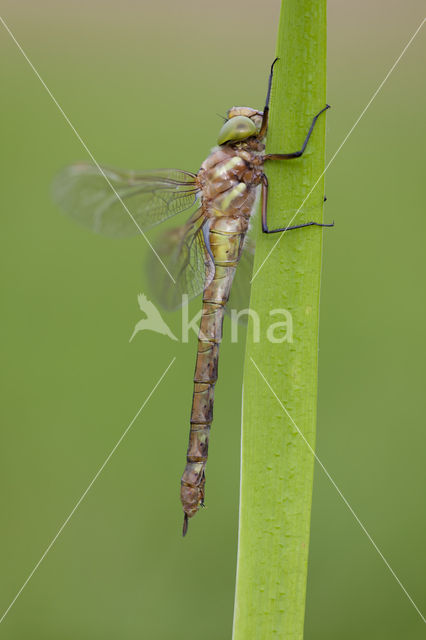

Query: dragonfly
[53,59,331,536]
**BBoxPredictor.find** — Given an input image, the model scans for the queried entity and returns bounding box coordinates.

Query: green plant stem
[232,2,327,638]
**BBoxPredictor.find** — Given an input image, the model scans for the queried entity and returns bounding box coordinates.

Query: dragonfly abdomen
[181,308,222,535]
[181,218,247,535]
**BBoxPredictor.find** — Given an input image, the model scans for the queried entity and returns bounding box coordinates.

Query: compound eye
[217,116,257,145]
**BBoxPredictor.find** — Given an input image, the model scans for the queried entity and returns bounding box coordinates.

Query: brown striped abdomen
[180,216,248,535]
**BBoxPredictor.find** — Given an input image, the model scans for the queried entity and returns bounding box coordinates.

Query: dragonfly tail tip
[182,514,189,537]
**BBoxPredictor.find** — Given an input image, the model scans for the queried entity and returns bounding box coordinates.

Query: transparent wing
[226,228,255,324]
[52,162,199,237]
[148,209,215,310]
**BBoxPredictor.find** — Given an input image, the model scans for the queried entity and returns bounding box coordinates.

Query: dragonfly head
[217,106,264,145]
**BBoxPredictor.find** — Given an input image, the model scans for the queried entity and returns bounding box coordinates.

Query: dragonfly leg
[261,174,334,234]
[263,105,330,160]
[259,57,279,138]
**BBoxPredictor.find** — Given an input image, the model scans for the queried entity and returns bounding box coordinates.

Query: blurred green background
[1,1,425,638]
